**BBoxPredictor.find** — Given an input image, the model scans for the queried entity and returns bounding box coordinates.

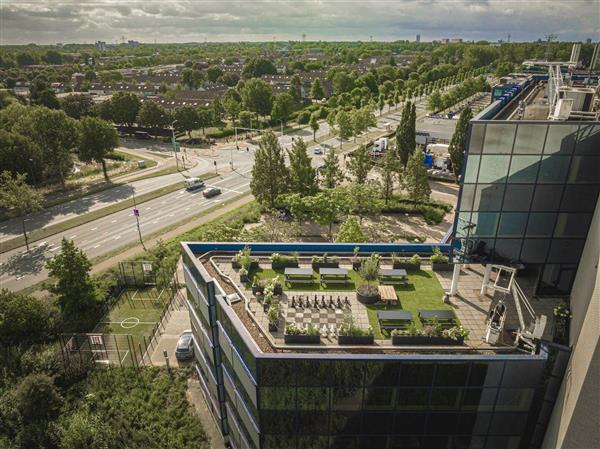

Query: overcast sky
[1,0,598,45]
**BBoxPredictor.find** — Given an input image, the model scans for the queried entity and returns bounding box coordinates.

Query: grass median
[1,172,218,254]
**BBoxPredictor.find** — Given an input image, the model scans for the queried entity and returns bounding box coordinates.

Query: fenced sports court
[59,284,182,368]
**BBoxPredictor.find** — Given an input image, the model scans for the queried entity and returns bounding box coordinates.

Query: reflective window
[426,413,459,434]
[359,435,388,449]
[502,185,533,211]
[494,239,523,262]
[459,184,476,211]
[297,387,329,410]
[464,155,480,183]
[297,411,329,435]
[396,388,430,410]
[471,212,499,237]
[554,213,592,238]
[468,363,503,387]
[508,155,541,183]
[482,124,516,154]
[390,435,422,448]
[260,387,295,410]
[455,212,473,239]
[473,184,504,211]
[543,124,578,154]
[531,185,563,211]
[298,436,328,449]
[461,389,497,412]
[362,413,393,434]
[399,363,434,386]
[297,360,332,387]
[331,387,363,410]
[393,413,427,434]
[567,156,600,183]
[486,436,521,449]
[513,124,547,154]
[259,360,295,386]
[429,389,461,410]
[363,387,395,410]
[538,155,570,183]
[520,239,551,263]
[501,362,543,387]
[574,124,600,155]
[330,412,361,435]
[478,155,510,183]
[330,361,365,386]
[540,264,577,294]
[469,123,486,154]
[488,413,528,435]
[434,363,469,387]
[457,413,491,435]
[364,362,400,386]
[498,213,528,237]
[561,185,600,212]
[526,213,556,236]
[548,239,585,263]
[495,389,535,412]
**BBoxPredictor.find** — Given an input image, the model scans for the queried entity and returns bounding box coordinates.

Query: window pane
[567,156,600,183]
[393,413,427,434]
[531,185,563,211]
[543,124,578,154]
[495,389,535,412]
[469,123,486,154]
[538,155,570,183]
[473,184,504,211]
[468,363,503,387]
[434,363,469,386]
[457,413,491,435]
[261,387,296,410]
[396,388,429,410]
[494,239,523,262]
[574,124,600,155]
[498,213,528,237]
[508,155,541,183]
[455,212,473,239]
[478,155,510,183]
[548,239,585,263]
[461,389,497,412]
[464,155,480,183]
[331,387,363,410]
[399,363,434,386]
[361,413,393,434]
[526,213,556,236]
[363,387,395,410]
[520,239,550,263]
[363,362,400,386]
[471,212,499,237]
[296,360,331,386]
[513,124,547,154]
[296,387,329,410]
[429,389,461,410]
[503,185,533,211]
[483,124,516,154]
[561,185,600,212]
[554,213,593,238]
[459,184,476,211]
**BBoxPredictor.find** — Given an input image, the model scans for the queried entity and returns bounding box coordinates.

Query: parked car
[312,147,323,155]
[203,187,222,198]
[175,330,194,361]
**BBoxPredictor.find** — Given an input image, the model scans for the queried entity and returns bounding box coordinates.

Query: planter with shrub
[392,253,421,271]
[267,302,280,332]
[430,247,452,271]
[239,267,250,283]
[232,246,258,270]
[351,246,362,271]
[311,253,340,270]
[356,255,380,304]
[271,253,299,269]
[391,323,468,346]
[338,316,374,345]
[284,323,321,344]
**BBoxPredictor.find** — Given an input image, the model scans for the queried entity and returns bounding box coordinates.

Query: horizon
[1,0,598,46]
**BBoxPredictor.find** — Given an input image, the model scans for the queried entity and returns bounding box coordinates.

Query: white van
[184,177,205,191]
[372,137,388,153]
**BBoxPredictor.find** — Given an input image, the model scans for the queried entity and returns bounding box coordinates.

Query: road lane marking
[111,220,117,223]
[93,244,100,248]
[70,234,77,238]
[114,236,121,240]
[91,227,98,231]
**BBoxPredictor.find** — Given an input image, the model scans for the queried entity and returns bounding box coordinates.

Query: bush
[296,111,311,124]
[422,206,445,225]
[270,253,299,264]
[206,127,236,139]
[430,247,449,264]
[442,326,469,341]
[339,315,373,336]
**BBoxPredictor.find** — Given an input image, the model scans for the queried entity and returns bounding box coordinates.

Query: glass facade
[455,122,600,295]
[182,243,571,449]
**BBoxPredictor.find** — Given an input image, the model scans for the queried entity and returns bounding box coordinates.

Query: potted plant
[356,254,380,304]
[239,267,249,283]
[232,246,258,270]
[553,301,571,344]
[284,322,321,344]
[351,246,362,271]
[442,326,469,344]
[252,279,267,295]
[311,253,340,270]
[393,253,421,272]
[266,275,283,296]
[431,247,452,272]
[263,291,273,312]
[271,252,299,269]
[391,322,467,346]
[338,315,374,345]
[267,302,280,332]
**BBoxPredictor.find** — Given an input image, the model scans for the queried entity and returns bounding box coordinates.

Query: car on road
[184,177,205,191]
[203,187,222,198]
[175,330,194,361]
[312,147,322,155]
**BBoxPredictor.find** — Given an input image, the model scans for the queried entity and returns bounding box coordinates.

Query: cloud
[0,0,598,44]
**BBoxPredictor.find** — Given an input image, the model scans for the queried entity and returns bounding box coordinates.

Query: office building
[416,34,421,43]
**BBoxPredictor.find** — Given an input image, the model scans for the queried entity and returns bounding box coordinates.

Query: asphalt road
[0,92,454,292]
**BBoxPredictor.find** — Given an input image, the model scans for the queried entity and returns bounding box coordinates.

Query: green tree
[336,110,353,149]
[206,65,223,83]
[0,171,43,251]
[250,130,289,208]
[46,238,99,324]
[336,215,367,243]
[287,138,317,196]
[309,112,320,141]
[0,289,54,346]
[0,130,43,184]
[343,183,383,222]
[109,92,140,126]
[241,78,273,118]
[78,116,119,182]
[347,144,371,183]
[377,94,385,115]
[332,71,354,94]
[427,90,443,111]
[15,373,62,422]
[448,107,473,181]
[174,106,200,138]
[222,89,242,126]
[137,102,169,137]
[289,74,302,104]
[403,150,431,201]
[60,94,94,119]
[396,101,416,167]
[58,410,111,449]
[310,77,325,99]
[242,57,277,78]
[306,189,345,241]
[320,149,344,189]
[379,146,397,205]
[197,108,213,134]
[239,110,253,129]
[271,93,295,125]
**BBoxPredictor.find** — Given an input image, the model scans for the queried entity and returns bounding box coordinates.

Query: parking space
[149,304,193,367]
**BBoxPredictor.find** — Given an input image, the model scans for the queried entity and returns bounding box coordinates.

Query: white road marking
[111,220,117,223]
[70,234,77,239]
[185,207,190,211]
[93,244,100,248]
[114,236,121,240]
[91,227,98,231]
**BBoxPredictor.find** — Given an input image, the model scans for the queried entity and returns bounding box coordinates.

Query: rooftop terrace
[187,244,560,356]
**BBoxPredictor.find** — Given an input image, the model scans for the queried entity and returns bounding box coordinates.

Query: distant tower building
[416,34,421,43]
[95,41,106,51]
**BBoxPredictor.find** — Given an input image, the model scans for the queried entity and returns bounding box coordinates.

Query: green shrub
[206,128,236,139]
[430,247,449,264]
[271,253,299,264]
[297,111,311,124]
[422,206,445,224]
[339,315,373,336]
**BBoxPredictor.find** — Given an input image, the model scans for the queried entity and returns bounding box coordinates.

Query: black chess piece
[291,297,296,308]
[329,297,334,308]
[337,297,342,309]
[321,297,326,308]
[344,296,351,307]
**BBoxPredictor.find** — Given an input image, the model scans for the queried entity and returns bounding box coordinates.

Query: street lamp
[277,119,284,136]
[170,120,179,171]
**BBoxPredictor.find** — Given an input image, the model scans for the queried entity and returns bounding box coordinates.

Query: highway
[0,93,454,292]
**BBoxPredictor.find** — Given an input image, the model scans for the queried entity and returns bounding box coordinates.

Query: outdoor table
[284,268,313,285]
[379,268,408,286]
[319,268,349,286]
[378,285,398,305]
[377,310,413,330]
[418,310,456,327]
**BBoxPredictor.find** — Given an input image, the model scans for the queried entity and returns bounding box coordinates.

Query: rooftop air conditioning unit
[550,98,573,120]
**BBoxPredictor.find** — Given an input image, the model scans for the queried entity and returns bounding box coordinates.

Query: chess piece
[291,297,296,308]
[337,297,342,309]
[329,297,334,309]
[321,297,326,308]
[345,296,351,307]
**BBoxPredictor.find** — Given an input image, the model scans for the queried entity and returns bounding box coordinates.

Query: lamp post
[171,120,179,171]
[278,119,284,136]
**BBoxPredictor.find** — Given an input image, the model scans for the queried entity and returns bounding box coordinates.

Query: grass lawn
[249,267,451,339]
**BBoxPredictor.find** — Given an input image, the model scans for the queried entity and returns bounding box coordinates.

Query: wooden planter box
[432,262,453,272]
[233,259,259,270]
[392,335,464,346]
[284,334,321,344]
[338,335,375,345]
[271,261,299,270]
[312,261,340,270]
[393,262,421,272]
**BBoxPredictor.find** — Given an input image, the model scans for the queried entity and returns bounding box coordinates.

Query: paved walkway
[187,378,227,449]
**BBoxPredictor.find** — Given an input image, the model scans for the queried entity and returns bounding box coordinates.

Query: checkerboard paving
[286,305,348,327]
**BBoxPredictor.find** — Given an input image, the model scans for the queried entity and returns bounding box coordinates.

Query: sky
[1,0,598,45]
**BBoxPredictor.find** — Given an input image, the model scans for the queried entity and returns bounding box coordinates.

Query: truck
[426,143,450,153]
[371,137,388,154]
[184,177,205,191]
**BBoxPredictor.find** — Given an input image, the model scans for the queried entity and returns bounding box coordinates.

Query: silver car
[175,330,194,361]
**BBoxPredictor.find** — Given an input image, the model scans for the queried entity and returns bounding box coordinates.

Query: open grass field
[250,267,451,338]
